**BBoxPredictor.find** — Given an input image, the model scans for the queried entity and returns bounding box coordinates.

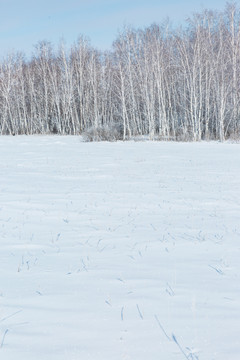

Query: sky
[0,0,231,58]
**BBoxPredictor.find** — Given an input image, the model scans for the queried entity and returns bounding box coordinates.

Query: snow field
[0,137,239,359]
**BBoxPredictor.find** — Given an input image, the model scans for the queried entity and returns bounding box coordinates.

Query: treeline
[1,3,240,140]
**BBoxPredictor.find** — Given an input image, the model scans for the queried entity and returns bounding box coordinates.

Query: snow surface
[0,136,239,360]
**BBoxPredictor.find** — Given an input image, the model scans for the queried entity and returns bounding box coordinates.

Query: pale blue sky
[0,0,230,57]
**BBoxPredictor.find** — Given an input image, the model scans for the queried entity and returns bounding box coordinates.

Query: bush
[82,123,124,142]
[175,126,194,141]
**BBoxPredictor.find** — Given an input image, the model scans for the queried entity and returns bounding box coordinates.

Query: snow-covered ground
[0,136,239,360]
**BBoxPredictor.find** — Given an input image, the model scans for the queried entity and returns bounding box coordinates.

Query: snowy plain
[0,136,239,360]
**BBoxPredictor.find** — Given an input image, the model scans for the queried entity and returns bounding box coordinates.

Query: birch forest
[1,3,240,140]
